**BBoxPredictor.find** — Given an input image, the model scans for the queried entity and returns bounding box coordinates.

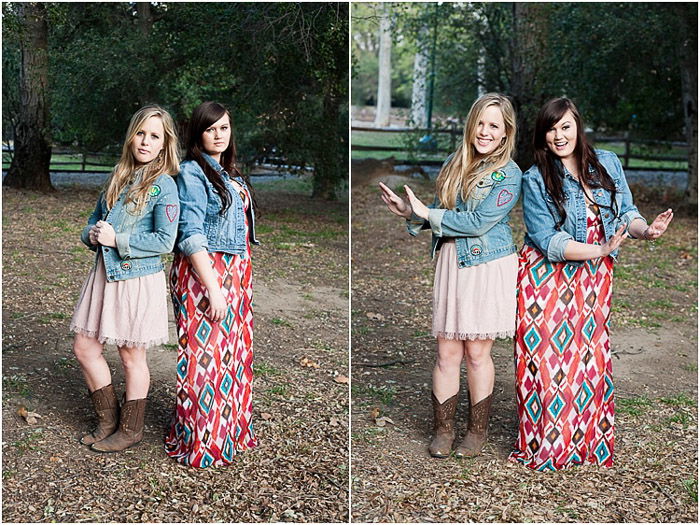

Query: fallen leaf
[329,417,339,426]
[369,407,380,419]
[299,357,320,368]
[261,412,273,420]
[333,375,349,384]
[366,312,385,321]
[17,405,42,424]
[375,416,395,427]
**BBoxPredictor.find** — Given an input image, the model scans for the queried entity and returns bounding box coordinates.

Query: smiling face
[129,116,165,166]
[200,113,231,161]
[471,104,506,156]
[545,110,578,160]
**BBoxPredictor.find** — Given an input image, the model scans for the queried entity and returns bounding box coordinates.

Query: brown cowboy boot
[91,398,146,453]
[80,384,119,445]
[429,392,458,458]
[455,393,492,458]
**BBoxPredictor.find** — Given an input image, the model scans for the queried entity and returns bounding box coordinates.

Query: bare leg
[463,338,495,403]
[73,333,111,392]
[118,346,150,400]
[432,337,464,402]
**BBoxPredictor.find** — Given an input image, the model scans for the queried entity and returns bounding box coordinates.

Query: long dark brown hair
[533,98,617,228]
[185,101,255,214]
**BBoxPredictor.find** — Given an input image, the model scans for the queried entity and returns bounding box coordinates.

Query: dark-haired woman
[164,101,259,467]
[509,98,672,471]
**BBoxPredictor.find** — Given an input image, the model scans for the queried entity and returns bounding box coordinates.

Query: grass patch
[2,374,32,398]
[161,343,178,351]
[660,393,695,407]
[267,385,289,397]
[351,384,396,405]
[616,396,652,416]
[271,317,293,328]
[12,428,44,455]
[682,478,698,502]
[254,361,283,377]
[681,364,698,372]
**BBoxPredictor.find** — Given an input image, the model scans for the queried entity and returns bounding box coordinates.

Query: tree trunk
[4,3,53,192]
[410,27,429,128]
[509,4,550,170]
[136,2,153,37]
[675,4,698,212]
[311,93,342,200]
[374,4,392,127]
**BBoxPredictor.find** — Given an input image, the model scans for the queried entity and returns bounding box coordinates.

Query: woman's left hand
[644,208,673,240]
[95,220,117,247]
[403,185,430,220]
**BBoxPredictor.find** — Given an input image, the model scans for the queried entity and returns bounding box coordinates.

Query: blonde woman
[380,93,522,458]
[71,105,180,453]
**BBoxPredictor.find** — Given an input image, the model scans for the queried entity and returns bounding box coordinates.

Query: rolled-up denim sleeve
[176,162,209,256]
[608,152,646,235]
[522,170,573,262]
[114,176,180,259]
[80,194,103,251]
[432,166,522,238]
[405,196,437,236]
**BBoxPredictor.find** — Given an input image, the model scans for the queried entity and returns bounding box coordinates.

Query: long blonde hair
[104,105,179,212]
[436,93,516,209]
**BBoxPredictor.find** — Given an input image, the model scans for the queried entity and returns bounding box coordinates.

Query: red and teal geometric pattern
[165,191,257,468]
[510,208,615,471]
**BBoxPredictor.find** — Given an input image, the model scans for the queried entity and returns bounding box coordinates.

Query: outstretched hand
[644,209,673,240]
[600,224,628,257]
[379,181,412,218]
[403,185,430,220]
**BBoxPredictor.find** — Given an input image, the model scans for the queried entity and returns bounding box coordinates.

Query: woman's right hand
[599,224,628,257]
[207,287,228,323]
[379,182,413,218]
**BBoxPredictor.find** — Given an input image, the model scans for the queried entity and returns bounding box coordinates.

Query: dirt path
[350,160,697,522]
[2,184,349,522]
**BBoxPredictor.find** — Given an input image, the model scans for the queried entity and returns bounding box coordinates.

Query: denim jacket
[176,153,259,257]
[80,173,179,282]
[522,149,646,265]
[407,158,522,267]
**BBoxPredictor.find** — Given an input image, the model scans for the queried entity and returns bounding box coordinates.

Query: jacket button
[104,248,109,252]
[605,213,610,218]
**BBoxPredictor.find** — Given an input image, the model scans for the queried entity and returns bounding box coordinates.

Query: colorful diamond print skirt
[509,208,615,470]
[165,248,257,467]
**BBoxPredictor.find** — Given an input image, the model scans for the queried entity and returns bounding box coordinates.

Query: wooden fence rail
[351,126,688,170]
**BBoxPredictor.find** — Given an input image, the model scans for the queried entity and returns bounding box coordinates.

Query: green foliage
[3,3,348,197]
[353,2,694,141]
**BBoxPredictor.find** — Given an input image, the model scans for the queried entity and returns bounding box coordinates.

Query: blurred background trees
[3,2,348,199]
[351,2,697,208]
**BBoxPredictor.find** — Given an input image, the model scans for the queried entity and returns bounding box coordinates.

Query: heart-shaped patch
[166,204,178,223]
[497,189,514,207]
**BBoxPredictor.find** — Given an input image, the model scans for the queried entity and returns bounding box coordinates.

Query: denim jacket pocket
[471,178,496,201]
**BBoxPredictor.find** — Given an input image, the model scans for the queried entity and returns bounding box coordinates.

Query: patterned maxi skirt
[164,250,257,467]
[509,208,615,470]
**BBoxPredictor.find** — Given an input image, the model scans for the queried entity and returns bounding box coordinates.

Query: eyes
[205,125,229,133]
[136,130,160,140]
[548,124,571,133]
[478,121,500,130]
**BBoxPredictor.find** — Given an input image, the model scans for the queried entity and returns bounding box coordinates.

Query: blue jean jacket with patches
[80,173,180,282]
[175,153,259,257]
[522,149,646,266]
[406,158,523,267]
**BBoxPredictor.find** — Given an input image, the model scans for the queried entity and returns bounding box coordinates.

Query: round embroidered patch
[471,245,483,256]
[120,261,132,271]
[149,185,161,197]
[491,171,506,182]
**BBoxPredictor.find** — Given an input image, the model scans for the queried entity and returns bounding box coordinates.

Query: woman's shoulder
[500,159,522,179]
[522,162,543,181]
[178,158,206,178]
[154,172,177,191]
